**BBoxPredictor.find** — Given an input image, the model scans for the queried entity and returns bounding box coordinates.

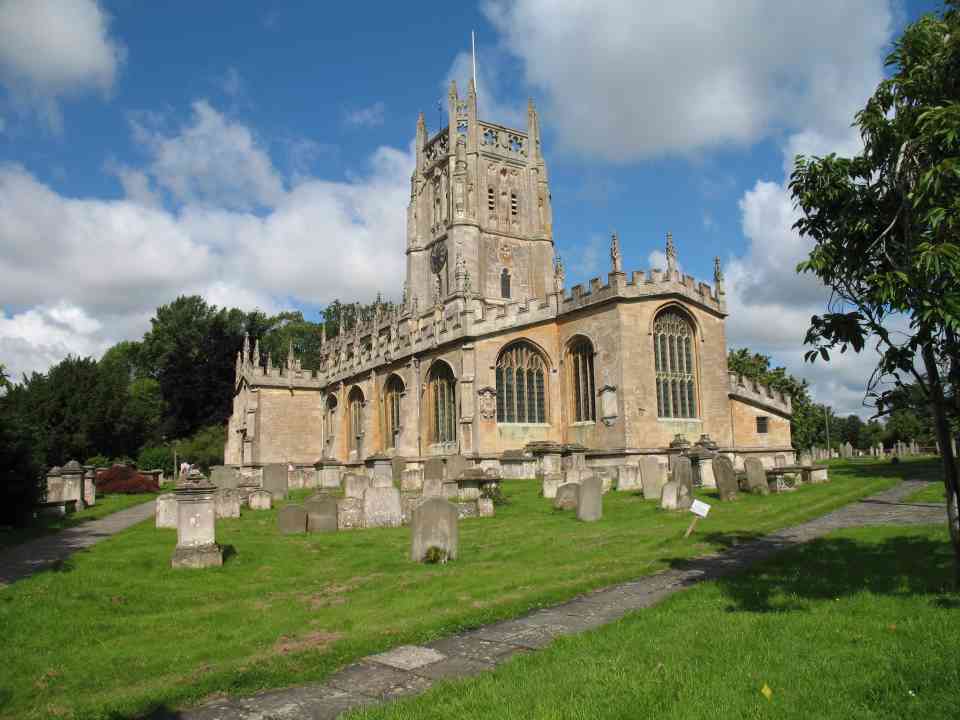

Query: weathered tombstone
[659,480,692,511]
[215,488,241,518]
[477,497,495,517]
[366,454,394,488]
[401,468,423,492]
[842,442,854,459]
[363,487,402,528]
[714,456,738,502]
[316,459,344,489]
[596,469,614,494]
[83,468,97,507]
[458,468,485,500]
[262,463,288,500]
[639,456,666,500]
[614,464,640,492]
[337,498,364,529]
[305,494,338,533]
[248,489,272,510]
[541,473,563,499]
[61,460,85,509]
[577,475,603,522]
[799,451,813,467]
[155,493,178,528]
[210,465,238,489]
[344,473,371,499]
[445,455,469,482]
[672,456,694,493]
[696,458,717,489]
[774,454,786,468]
[554,482,580,510]
[743,457,770,495]
[422,477,444,497]
[278,505,308,534]
[392,457,406,485]
[410,497,458,562]
[424,457,445,483]
[172,474,222,568]
[442,481,459,500]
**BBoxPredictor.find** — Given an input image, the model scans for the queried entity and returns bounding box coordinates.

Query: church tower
[406,81,554,308]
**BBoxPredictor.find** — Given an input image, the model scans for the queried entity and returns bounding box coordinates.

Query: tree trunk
[921,342,960,586]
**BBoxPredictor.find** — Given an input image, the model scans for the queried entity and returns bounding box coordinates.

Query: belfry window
[496,342,547,423]
[429,363,457,444]
[653,308,698,419]
[500,269,511,299]
[510,192,519,217]
[384,375,404,449]
[487,187,496,211]
[569,338,596,423]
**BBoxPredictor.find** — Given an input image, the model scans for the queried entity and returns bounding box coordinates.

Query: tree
[789,2,960,580]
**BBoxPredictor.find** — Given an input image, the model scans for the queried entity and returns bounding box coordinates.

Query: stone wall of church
[729,397,792,450]
[254,387,324,465]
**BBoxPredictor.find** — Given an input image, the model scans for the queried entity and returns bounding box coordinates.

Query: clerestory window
[496,342,547,423]
[654,308,698,419]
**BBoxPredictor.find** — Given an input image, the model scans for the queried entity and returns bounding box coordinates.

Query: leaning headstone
[672,456,694,493]
[278,505,308,534]
[477,497,495,517]
[445,455,469,482]
[743,457,770,495]
[155,493,178,528]
[639,456,667,500]
[554,482,580,511]
[262,463,288,500]
[305,494,338,533]
[577,475,603,522]
[541,473,563,499]
[614,464,640,492]
[424,458,445,483]
[410,497,458,562]
[714,456,739,502]
[659,480,692,511]
[248,489,272,510]
[172,474,222,568]
[215,488,241,519]
[344,473,371,499]
[363,487,402,528]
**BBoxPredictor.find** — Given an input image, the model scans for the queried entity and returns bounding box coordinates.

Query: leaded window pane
[496,342,549,424]
[654,310,698,419]
[505,367,514,422]
[534,369,545,422]
[516,369,526,423]
[496,367,505,422]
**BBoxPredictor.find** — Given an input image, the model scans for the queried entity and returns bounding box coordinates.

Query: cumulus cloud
[484,0,891,161]
[0,0,125,130]
[343,101,386,128]
[445,45,524,129]
[0,101,413,378]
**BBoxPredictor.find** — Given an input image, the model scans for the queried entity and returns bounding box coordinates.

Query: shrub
[96,465,159,494]
[175,425,226,473]
[481,481,509,506]
[137,445,173,477]
[85,454,111,468]
[0,411,44,526]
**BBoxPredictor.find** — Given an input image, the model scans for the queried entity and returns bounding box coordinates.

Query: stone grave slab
[411,497,459,562]
[363,487,402,528]
[305,494,338,533]
[262,463,288,500]
[554,482,580,511]
[577,476,603,522]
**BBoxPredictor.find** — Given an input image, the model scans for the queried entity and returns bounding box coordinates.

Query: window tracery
[653,309,698,419]
[496,342,547,423]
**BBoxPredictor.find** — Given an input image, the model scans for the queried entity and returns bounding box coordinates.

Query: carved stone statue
[610,232,622,273]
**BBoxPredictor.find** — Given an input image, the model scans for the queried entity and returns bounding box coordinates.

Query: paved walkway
[171,481,946,720]
[0,499,156,587]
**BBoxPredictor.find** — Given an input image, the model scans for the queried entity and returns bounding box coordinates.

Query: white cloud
[0,0,125,130]
[0,101,412,379]
[343,101,386,128]
[445,46,524,129]
[484,0,891,161]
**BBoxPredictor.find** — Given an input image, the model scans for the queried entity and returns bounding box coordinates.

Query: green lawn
[0,460,930,720]
[905,482,947,504]
[0,493,159,551]
[352,522,959,720]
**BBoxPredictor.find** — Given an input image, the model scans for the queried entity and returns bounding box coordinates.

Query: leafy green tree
[790,2,960,579]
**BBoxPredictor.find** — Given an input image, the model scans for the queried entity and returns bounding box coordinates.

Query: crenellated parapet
[727,372,792,415]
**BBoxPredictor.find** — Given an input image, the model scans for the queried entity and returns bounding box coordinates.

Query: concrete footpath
[0,499,156,587]
[171,481,945,720]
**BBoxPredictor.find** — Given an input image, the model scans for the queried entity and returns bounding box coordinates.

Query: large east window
[654,309,698,419]
[569,337,596,423]
[496,342,547,423]
[429,362,457,444]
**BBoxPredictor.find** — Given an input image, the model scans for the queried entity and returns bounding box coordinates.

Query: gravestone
[554,482,580,511]
[672,456,694,493]
[615,464,640,492]
[262,463,288,500]
[577,475,603,522]
[659,480,692,511]
[422,477,444,497]
[596,469,614,494]
[714,456,738,501]
[401,468,423,492]
[458,468,485,500]
[344,473,371,499]
[305,494,338,533]
[442,481,459,499]
[83,468,96,507]
[743,458,770,495]
[248,489,272,510]
[278,505,307,534]
[477,497,495,517]
[210,465,238,489]
[410,497,458,562]
[215,488,240,518]
[367,455,394,488]
[774,454,786,468]
[363,487,402,528]
[541,473,563,499]
[799,451,813,467]
[424,458,445,483]
[695,458,717,489]
[155,493,178,528]
[172,474,222,568]
[639,456,667,500]
[445,455,469,482]
[392,457,406,485]
[337,498,364,529]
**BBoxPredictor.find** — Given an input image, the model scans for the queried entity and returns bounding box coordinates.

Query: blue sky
[0,0,946,414]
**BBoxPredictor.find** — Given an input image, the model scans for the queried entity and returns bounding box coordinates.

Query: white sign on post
[690,499,711,518]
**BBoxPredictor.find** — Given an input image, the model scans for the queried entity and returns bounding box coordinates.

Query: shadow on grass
[831,457,943,484]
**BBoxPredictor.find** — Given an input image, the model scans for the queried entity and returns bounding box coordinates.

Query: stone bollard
[411,497,459,562]
[171,472,223,568]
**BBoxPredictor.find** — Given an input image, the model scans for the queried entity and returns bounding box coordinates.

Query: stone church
[224,80,794,477]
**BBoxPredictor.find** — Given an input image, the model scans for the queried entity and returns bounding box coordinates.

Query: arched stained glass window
[569,338,596,423]
[496,342,547,423]
[383,375,404,450]
[429,363,457,444]
[654,309,698,418]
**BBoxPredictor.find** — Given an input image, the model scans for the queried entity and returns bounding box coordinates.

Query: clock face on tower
[430,242,448,274]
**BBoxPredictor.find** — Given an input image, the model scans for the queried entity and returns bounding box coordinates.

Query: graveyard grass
[0,458,938,720]
[350,521,959,720]
[0,493,159,551]
[905,481,947,504]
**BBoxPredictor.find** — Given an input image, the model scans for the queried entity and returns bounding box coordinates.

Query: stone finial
[554,255,565,293]
[713,256,725,295]
[253,338,261,367]
[242,332,250,361]
[265,351,272,376]
[448,79,458,99]
[666,231,678,274]
[402,282,409,309]
[321,323,326,344]
[455,250,467,292]
[610,232,622,273]
[287,339,295,370]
